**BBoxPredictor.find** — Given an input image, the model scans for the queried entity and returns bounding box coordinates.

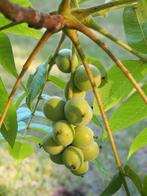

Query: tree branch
[64,17,147,104]
[72,0,138,18]
[0,0,64,31]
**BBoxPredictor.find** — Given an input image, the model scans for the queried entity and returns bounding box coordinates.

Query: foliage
[0,0,147,195]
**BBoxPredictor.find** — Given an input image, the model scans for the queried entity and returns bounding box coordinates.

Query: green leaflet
[7,141,35,161]
[124,165,143,194]
[48,75,66,89]
[26,61,48,109]
[0,78,18,147]
[107,85,147,136]
[128,128,147,159]
[0,33,17,77]
[100,173,123,196]
[94,60,147,114]
[123,7,147,54]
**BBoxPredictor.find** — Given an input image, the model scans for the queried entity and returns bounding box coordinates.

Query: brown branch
[0,0,64,31]
[64,17,147,104]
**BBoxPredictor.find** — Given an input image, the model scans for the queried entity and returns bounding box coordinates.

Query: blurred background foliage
[0,0,146,195]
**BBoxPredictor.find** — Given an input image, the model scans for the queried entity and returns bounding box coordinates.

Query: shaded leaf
[79,0,89,3]
[29,123,52,134]
[108,85,147,135]
[100,173,122,196]
[7,141,35,161]
[26,61,48,108]
[123,7,147,53]
[124,165,142,193]
[17,107,32,122]
[140,0,147,20]
[128,128,147,159]
[0,78,17,147]
[142,176,147,196]
[14,92,26,108]
[92,114,103,129]
[48,75,66,89]
[17,135,42,144]
[0,16,41,39]
[94,60,147,114]
[94,157,110,178]
[0,33,17,77]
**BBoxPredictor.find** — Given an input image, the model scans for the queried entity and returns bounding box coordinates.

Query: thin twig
[0,30,53,129]
[64,17,147,104]
[84,17,147,63]
[65,29,130,196]
[72,0,138,18]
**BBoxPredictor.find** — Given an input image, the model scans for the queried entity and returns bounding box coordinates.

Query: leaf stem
[64,17,147,104]
[0,30,53,129]
[84,17,147,63]
[65,30,130,196]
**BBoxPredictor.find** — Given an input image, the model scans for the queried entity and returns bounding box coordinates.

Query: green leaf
[0,33,17,77]
[48,75,66,89]
[92,114,103,129]
[94,157,110,178]
[128,128,147,159]
[0,17,41,39]
[12,0,32,7]
[100,173,123,196]
[124,165,142,193]
[14,92,26,108]
[94,60,147,114]
[29,123,52,134]
[17,135,42,144]
[108,85,147,135]
[123,7,147,54]
[7,141,35,161]
[142,176,147,196]
[26,61,48,108]
[79,0,89,3]
[17,107,32,122]
[0,78,18,147]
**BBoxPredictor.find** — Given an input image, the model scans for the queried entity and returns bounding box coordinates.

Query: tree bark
[0,0,64,31]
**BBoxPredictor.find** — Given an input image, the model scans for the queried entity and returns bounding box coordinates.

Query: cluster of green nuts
[40,49,102,176]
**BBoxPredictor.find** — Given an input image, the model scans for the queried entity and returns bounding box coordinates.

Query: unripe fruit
[72,126,94,147]
[64,81,86,100]
[80,142,99,161]
[63,146,84,170]
[64,97,92,126]
[71,162,89,176]
[56,49,78,73]
[50,154,63,165]
[74,64,101,91]
[43,97,66,122]
[53,121,75,146]
[41,135,64,155]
